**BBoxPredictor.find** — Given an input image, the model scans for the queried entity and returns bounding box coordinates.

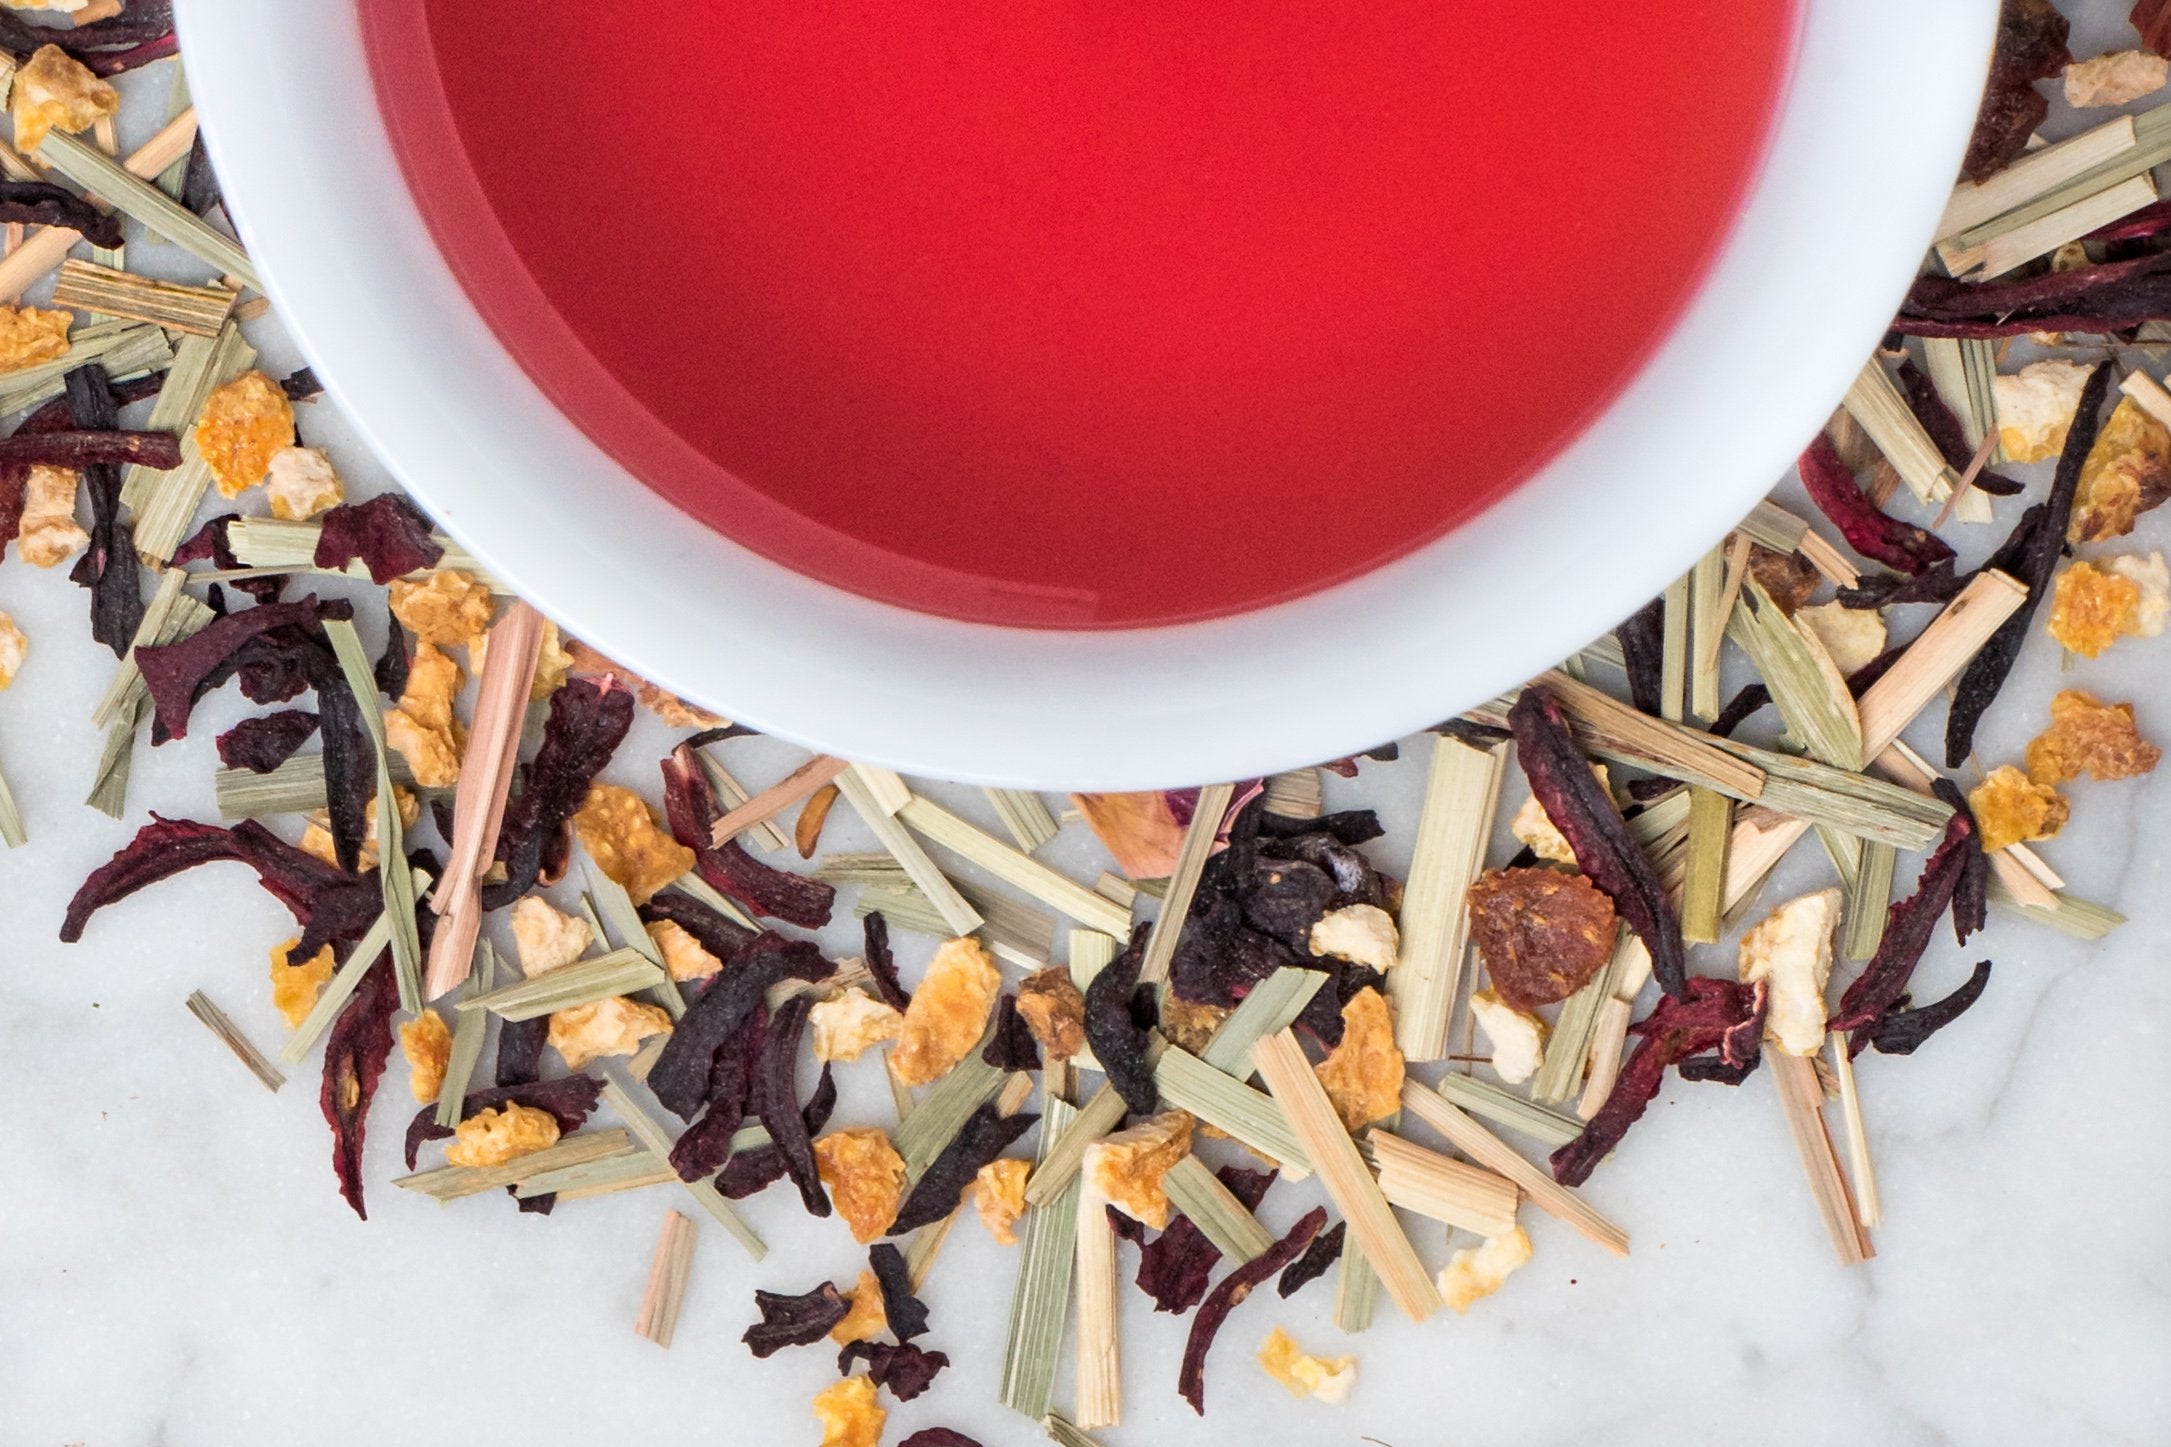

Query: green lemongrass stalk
[1988,880,2125,938]
[896,1046,1007,1178]
[1152,1045,1311,1179]
[1162,1154,1272,1263]
[1134,781,1235,986]
[1842,842,1896,962]
[214,750,420,820]
[1680,787,1733,945]
[1660,572,1690,722]
[121,321,252,559]
[985,787,1060,851]
[37,130,257,284]
[280,892,410,1064]
[0,318,171,418]
[1435,1074,1584,1148]
[459,948,666,1022]
[695,749,790,853]
[1688,543,1727,722]
[1000,1097,1081,1419]
[838,767,982,935]
[1022,1081,1129,1209]
[897,793,1132,937]
[433,945,499,1128]
[185,990,284,1092]
[1388,734,1507,1061]
[1727,582,1864,771]
[1199,966,1326,1076]
[394,1129,633,1201]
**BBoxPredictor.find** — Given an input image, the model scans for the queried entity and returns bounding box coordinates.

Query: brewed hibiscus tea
[366,2,1795,625]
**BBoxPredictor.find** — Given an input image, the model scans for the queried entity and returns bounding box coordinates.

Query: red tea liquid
[365,3,1795,626]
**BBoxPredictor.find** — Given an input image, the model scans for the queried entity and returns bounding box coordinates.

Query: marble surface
[7,8,2171,1446]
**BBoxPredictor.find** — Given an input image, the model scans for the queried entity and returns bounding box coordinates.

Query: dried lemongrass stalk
[1922,337,1991,456]
[395,1129,636,1202]
[1044,1415,1104,1447]
[185,990,284,1092]
[37,130,258,286]
[1769,1053,1873,1265]
[1876,743,2056,909]
[1163,1155,1274,1263]
[457,949,668,1022]
[1938,109,2140,239]
[1400,1084,1628,1257]
[985,787,1060,851]
[1731,584,1866,769]
[1260,767,1323,819]
[1943,172,2159,279]
[90,569,213,818]
[1333,1245,1380,1334]
[1842,359,1959,506]
[0,109,197,302]
[1388,734,1506,1061]
[1001,1096,1081,1419]
[1988,879,2124,938]
[1199,966,1326,1076]
[1739,499,1809,554]
[585,869,683,1021]
[1435,1075,1584,1148]
[1688,542,1730,721]
[0,319,172,417]
[690,751,789,853]
[279,902,395,1064]
[1073,1181,1122,1430]
[1679,787,1732,945]
[1660,572,1690,722]
[1943,102,2171,255]
[325,618,424,1012]
[1134,780,1236,986]
[1858,570,2027,760]
[1576,997,1635,1124]
[635,1210,699,1348]
[1826,1032,1882,1230]
[897,793,1131,937]
[1253,1030,1439,1321]
[51,258,233,336]
[1524,670,1767,796]
[219,515,498,586]
[855,884,1050,968]
[433,946,498,1128]
[896,1054,1008,1177]
[814,852,914,888]
[838,767,983,936]
[214,751,419,820]
[427,600,545,999]
[1842,842,1896,962]
[707,754,846,845]
[1093,871,1138,910]
[1366,1130,1519,1238]
[123,322,255,558]
[1023,1081,1130,1208]
[2120,367,2171,432]
[1796,528,1861,589]
[515,1149,674,1201]
[904,1208,962,1290]
[600,1075,766,1257]
[1530,939,1617,1106]
[1153,1045,1311,1179]
[853,763,913,815]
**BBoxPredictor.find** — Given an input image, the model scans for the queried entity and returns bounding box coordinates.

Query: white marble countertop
[7,6,2171,1446]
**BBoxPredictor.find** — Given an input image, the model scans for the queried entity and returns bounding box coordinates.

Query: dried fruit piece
[815,1127,907,1243]
[15,463,85,566]
[388,569,493,651]
[2065,47,2166,106]
[485,678,637,907]
[2048,560,2142,657]
[263,445,344,521]
[403,1076,603,1169]
[806,986,903,1063]
[1468,988,1547,1085]
[745,1281,850,1357]
[1993,359,2094,462]
[1795,601,1888,677]
[1508,762,1611,866]
[1437,1226,1533,1314]
[1258,1326,1356,1403]
[0,610,28,688]
[889,1102,1037,1235]
[11,45,116,153]
[2026,690,2162,784]
[1277,1219,1345,1299]
[313,493,443,584]
[970,1157,1030,1244]
[811,1375,884,1447]
[269,937,334,1028]
[2106,551,2171,636]
[506,895,591,975]
[299,787,418,874]
[547,995,671,1070]
[322,962,400,1219]
[1131,1165,1277,1313]
[1736,888,1841,1057]
[1085,1109,1194,1230]
[1158,993,1230,1056]
[562,635,723,727]
[1307,902,1399,972]
[1968,765,2069,852]
[573,783,694,905]
[665,1005,764,1183]
[1015,966,1086,1062]
[398,1008,452,1104]
[828,1269,887,1345]
[1748,543,1822,614]
[1466,867,1618,1012]
[1312,986,1403,1131]
[1086,926,1163,1110]
[381,638,462,788]
[195,370,295,497]
[890,936,1000,1087]
[444,1101,561,1168]
[1178,1206,1327,1415]
[2071,396,2171,542]
[645,917,724,982]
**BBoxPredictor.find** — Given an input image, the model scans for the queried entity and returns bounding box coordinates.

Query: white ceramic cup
[176,1,1995,789]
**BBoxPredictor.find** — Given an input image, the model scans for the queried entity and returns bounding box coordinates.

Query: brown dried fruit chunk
[812,1376,884,1447]
[2026,690,2163,784]
[890,936,1000,1087]
[1159,992,1232,1056]
[1466,867,1618,1012]
[1747,543,1822,615]
[1014,966,1086,1061]
[1312,986,1404,1132]
[445,1101,560,1167]
[2047,561,2140,658]
[399,1008,452,1105]
[1084,1109,1194,1230]
[195,370,296,498]
[1961,0,2071,183]
[815,1127,907,1244]
[1968,765,2069,853]
[388,569,494,651]
[573,783,695,904]
[971,1157,1030,1245]
[269,936,334,1028]
[2071,396,2171,542]
[829,1269,887,1345]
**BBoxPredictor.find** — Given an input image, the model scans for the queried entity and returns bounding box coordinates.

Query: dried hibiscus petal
[1865,960,1993,1056]
[61,814,358,943]
[1240,856,1338,947]
[1177,1205,1327,1415]
[0,426,181,471]
[756,992,830,1218]
[837,1340,948,1401]
[860,910,911,1013]
[311,493,443,584]
[401,1074,605,1170]
[667,1005,765,1181]
[1277,1218,1345,1299]
[482,677,635,908]
[1135,1166,1276,1314]
[1711,682,1773,739]
[1551,977,1767,1187]
[898,1433,981,1447]
[1508,685,1686,998]
[1255,808,1384,845]
[744,1282,850,1358]
[718,1067,838,1198]
[495,1015,548,1088]
[1961,0,2070,183]
[1083,925,1159,1115]
[659,737,835,928]
[980,993,1040,1072]
[639,888,757,967]
[133,595,351,740]
[869,1241,930,1341]
[1797,433,1955,576]
[321,958,399,1219]
[1828,802,1981,1050]
[214,710,318,773]
[1897,251,2171,338]
[1169,896,1296,1010]
[0,181,122,249]
[63,366,145,657]
[1948,362,2112,767]
[1614,595,1666,716]
[171,513,283,603]
[1896,359,2022,496]
[647,932,829,1119]
[889,1103,1037,1236]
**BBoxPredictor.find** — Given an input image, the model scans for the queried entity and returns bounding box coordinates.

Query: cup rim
[175,0,1993,789]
